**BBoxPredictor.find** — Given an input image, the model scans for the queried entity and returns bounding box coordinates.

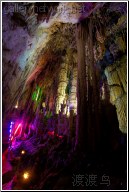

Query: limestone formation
[69,67,77,114]
[56,62,68,114]
[105,56,127,133]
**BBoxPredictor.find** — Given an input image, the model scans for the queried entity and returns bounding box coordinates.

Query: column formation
[69,67,77,114]
[56,62,68,114]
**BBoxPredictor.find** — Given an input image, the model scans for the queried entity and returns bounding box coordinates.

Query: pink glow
[47,131,63,139]
[11,136,13,141]
[48,131,54,136]
[56,134,63,139]
[58,135,63,139]
[14,123,22,136]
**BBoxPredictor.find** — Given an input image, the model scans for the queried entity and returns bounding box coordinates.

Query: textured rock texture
[105,56,127,133]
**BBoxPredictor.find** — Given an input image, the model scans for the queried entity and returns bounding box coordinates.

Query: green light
[32,85,43,103]
[36,87,40,101]
[32,91,37,101]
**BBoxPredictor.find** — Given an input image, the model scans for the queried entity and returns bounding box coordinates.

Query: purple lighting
[9,121,15,143]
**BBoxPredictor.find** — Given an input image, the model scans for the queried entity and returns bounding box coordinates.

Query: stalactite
[75,21,87,150]
[85,35,94,152]
[89,19,100,106]
[89,18,101,151]
[85,31,89,102]
[76,18,101,152]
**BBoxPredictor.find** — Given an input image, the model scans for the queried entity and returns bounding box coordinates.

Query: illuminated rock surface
[2,2,127,190]
[105,56,127,133]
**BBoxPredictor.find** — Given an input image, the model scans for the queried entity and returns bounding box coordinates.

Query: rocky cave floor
[2,131,127,190]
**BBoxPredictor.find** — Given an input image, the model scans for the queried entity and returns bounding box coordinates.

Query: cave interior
[2,2,127,190]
